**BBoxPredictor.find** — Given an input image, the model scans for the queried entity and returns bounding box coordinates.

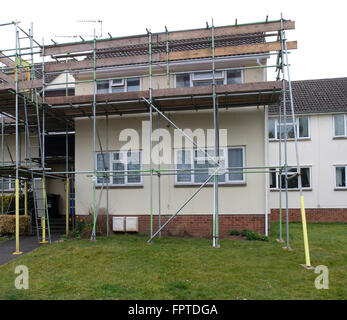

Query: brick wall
[270,208,347,223]
[76,214,267,238]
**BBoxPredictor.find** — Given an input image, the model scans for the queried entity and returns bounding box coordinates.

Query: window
[0,178,15,191]
[335,166,346,189]
[269,117,310,140]
[97,77,141,94]
[176,73,190,88]
[192,71,224,87]
[175,147,245,185]
[333,114,347,137]
[174,69,243,88]
[227,69,242,84]
[96,150,142,186]
[269,167,311,190]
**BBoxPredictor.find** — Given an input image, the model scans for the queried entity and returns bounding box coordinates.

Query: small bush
[241,229,268,241]
[229,229,240,236]
[241,229,252,237]
[0,215,30,236]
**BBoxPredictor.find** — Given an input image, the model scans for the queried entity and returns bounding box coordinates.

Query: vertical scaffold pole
[278,99,283,242]
[65,123,69,236]
[264,105,269,236]
[13,22,22,255]
[211,19,220,248]
[148,30,153,239]
[283,25,312,268]
[1,115,4,215]
[91,29,97,241]
[106,113,109,236]
[280,17,291,250]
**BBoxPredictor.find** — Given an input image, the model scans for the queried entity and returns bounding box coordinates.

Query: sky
[0,0,346,81]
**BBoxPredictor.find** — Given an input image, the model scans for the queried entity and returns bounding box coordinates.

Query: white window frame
[334,165,347,190]
[269,166,312,190]
[268,116,310,141]
[95,150,143,187]
[174,68,244,88]
[333,114,347,138]
[174,146,246,185]
[97,77,141,94]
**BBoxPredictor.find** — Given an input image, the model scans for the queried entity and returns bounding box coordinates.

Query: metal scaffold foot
[300,264,315,270]
[282,246,293,251]
[276,239,285,243]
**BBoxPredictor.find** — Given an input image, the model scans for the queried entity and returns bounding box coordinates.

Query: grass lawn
[0,222,345,300]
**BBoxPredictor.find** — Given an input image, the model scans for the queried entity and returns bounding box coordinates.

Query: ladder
[33,178,51,243]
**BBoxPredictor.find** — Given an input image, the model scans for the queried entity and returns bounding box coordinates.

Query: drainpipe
[258,59,269,236]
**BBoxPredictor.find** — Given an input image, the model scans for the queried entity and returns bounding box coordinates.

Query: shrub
[229,229,240,236]
[0,215,30,236]
[241,229,268,241]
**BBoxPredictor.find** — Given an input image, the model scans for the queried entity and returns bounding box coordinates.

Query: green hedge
[0,215,31,236]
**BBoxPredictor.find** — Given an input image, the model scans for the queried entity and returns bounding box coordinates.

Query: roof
[269,77,347,115]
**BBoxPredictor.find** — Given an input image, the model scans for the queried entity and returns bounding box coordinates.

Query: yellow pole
[13,179,22,255]
[300,195,311,267]
[24,181,27,216]
[66,178,70,236]
[40,179,48,244]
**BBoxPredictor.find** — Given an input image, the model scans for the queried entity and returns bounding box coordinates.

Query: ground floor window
[269,167,311,190]
[175,147,245,185]
[0,178,15,191]
[96,150,142,186]
[335,166,346,189]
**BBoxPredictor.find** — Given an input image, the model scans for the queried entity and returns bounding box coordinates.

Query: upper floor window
[333,114,347,138]
[335,166,346,189]
[269,167,311,190]
[175,146,245,185]
[268,117,309,140]
[97,77,141,94]
[175,69,243,88]
[96,150,142,186]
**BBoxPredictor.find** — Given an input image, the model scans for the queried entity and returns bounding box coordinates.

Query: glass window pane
[127,78,140,92]
[193,79,223,87]
[336,167,346,187]
[277,124,295,139]
[227,70,242,84]
[96,153,110,183]
[113,162,125,185]
[177,150,192,182]
[228,148,244,181]
[269,169,277,188]
[193,71,223,80]
[127,151,141,183]
[194,160,212,183]
[111,86,125,93]
[301,168,310,188]
[176,73,190,88]
[281,168,298,189]
[299,117,309,138]
[97,81,109,94]
[334,115,345,136]
[268,119,275,139]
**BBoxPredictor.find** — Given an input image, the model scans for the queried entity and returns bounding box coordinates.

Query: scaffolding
[0,16,313,268]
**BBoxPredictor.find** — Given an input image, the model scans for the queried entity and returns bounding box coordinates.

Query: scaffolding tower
[0,16,312,268]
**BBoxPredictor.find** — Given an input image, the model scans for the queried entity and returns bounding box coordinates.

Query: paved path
[0,234,60,266]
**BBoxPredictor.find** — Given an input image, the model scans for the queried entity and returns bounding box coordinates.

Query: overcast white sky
[1,0,346,81]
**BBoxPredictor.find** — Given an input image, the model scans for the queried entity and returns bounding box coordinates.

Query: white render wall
[74,107,267,216]
[269,113,347,209]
